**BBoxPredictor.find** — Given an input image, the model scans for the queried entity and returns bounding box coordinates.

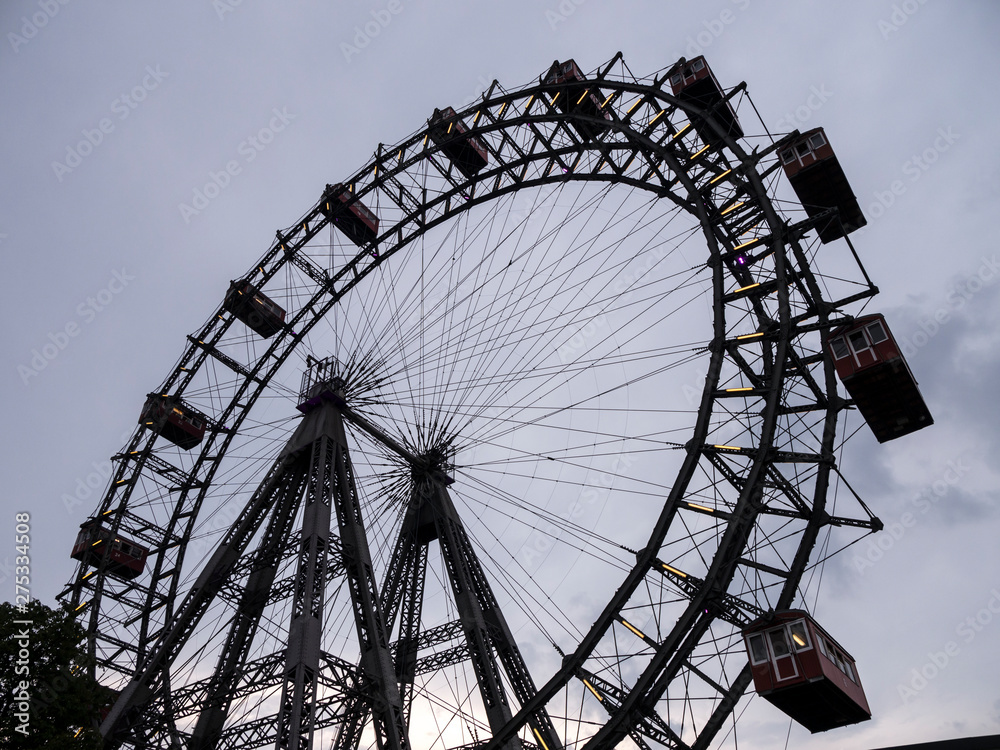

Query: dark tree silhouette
[1,599,113,749]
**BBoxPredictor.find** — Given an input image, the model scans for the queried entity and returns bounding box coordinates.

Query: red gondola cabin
[780,128,867,243]
[223,280,286,338]
[427,107,489,179]
[541,59,611,141]
[321,183,380,246]
[743,610,871,733]
[139,394,207,450]
[668,56,743,144]
[828,313,933,442]
[71,520,149,580]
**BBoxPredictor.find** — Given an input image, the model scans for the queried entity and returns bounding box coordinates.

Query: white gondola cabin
[139,394,207,450]
[780,127,866,243]
[744,610,871,733]
[223,280,286,338]
[321,183,380,247]
[667,56,743,143]
[829,313,933,442]
[541,59,611,141]
[427,107,489,179]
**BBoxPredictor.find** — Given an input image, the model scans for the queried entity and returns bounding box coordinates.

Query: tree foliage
[1,599,114,749]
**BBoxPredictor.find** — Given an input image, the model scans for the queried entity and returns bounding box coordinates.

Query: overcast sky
[2,2,999,749]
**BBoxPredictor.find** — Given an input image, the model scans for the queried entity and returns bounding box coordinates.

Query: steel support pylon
[317,387,563,750]
[275,401,410,750]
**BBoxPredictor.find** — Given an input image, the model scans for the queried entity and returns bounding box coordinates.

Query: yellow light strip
[737,332,764,340]
[550,92,561,106]
[620,618,647,640]
[497,102,507,117]
[686,502,715,513]
[422,134,428,146]
[710,169,732,184]
[524,94,535,111]
[690,144,711,160]
[720,201,745,216]
[397,148,403,162]
[734,282,761,293]
[582,679,604,702]
[601,92,616,108]
[103,508,114,514]
[533,728,551,750]
[91,540,102,547]
[447,122,453,134]
[733,239,761,251]
[81,571,95,580]
[626,97,643,115]
[662,562,688,578]
[649,109,665,125]
[115,479,128,486]
[576,88,590,105]
[75,601,88,611]
[713,444,741,451]
[725,387,755,392]
[671,123,692,140]
[258,266,265,274]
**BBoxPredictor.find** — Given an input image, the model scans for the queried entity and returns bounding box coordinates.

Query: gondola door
[767,627,799,682]
[846,328,877,369]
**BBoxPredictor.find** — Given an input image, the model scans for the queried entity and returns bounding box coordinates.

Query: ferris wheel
[60,53,919,750]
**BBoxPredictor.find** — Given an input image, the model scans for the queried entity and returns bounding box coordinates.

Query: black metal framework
[62,53,883,750]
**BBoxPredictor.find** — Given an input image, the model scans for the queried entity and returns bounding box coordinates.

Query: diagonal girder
[99,447,316,746]
[424,477,517,749]
[332,480,431,750]
[426,479,563,750]
[191,455,309,749]
[577,667,689,750]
